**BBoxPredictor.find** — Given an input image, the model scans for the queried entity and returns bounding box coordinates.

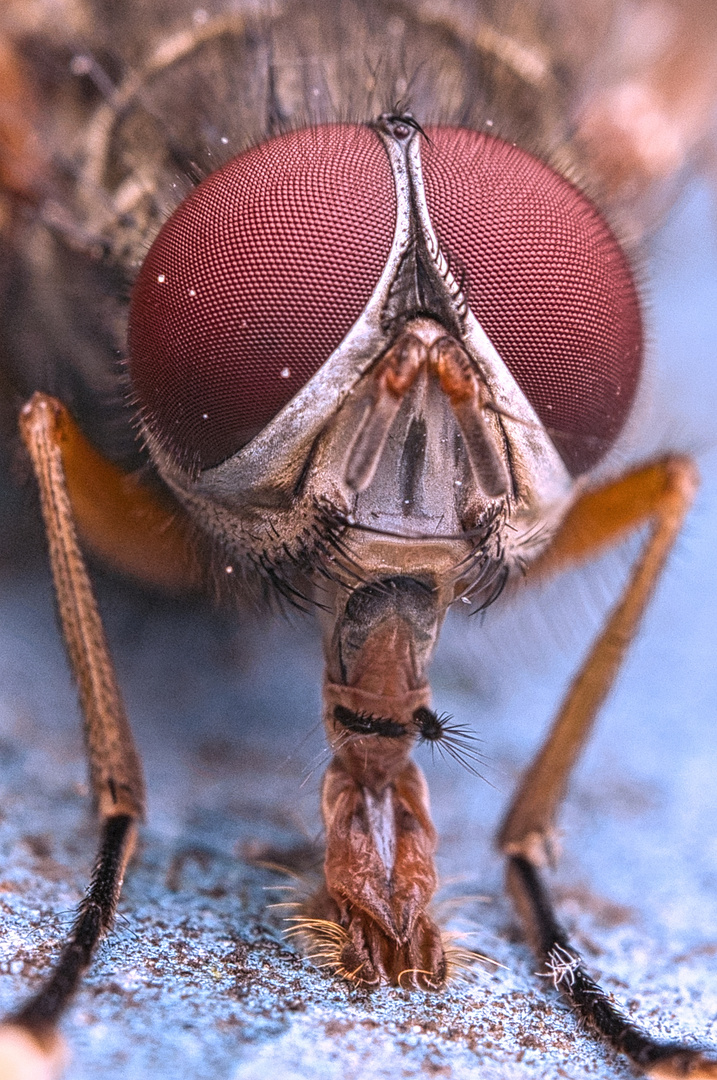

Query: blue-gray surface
[0,184,716,1079]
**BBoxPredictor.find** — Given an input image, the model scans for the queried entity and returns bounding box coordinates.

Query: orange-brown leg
[0,394,162,1077]
[32,393,202,591]
[500,456,698,864]
[499,456,717,1076]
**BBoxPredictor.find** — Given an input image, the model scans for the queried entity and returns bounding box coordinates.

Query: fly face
[127,115,638,603]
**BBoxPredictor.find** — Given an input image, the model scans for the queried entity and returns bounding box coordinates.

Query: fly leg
[499,456,717,1077]
[0,394,148,1077]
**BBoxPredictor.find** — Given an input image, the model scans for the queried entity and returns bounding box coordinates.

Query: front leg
[0,396,147,1077]
[0,394,200,1078]
[500,457,699,867]
[500,457,717,1076]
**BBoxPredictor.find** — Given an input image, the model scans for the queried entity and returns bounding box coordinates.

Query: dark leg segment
[499,459,717,1075]
[0,394,147,1076]
[9,815,136,1039]
[508,857,717,1078]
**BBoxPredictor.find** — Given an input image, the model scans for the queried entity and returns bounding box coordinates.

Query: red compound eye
[128,124,396,470]
[130,122,642,477]
[422,127,642,475]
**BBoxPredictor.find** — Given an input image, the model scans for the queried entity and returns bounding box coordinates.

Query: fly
[0,1,716,1077]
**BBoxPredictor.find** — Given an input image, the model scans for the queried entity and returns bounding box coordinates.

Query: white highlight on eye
[201,413,208,420]
[225,566,234,574]
[280,367,291,379]
[220,136,229,145]
[157,274,166,283]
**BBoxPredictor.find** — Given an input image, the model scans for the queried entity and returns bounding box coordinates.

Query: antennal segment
[345,331,426,492]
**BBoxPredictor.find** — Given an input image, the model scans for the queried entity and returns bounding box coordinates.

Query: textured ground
[0,184,716,1080]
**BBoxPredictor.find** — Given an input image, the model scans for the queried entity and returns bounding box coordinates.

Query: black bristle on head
[412,706,443,741]
[333,705,407,740]
[411,707,487,779]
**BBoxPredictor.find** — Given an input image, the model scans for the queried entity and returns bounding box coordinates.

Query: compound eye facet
[128,124,396,471]
[422,127,643,475]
